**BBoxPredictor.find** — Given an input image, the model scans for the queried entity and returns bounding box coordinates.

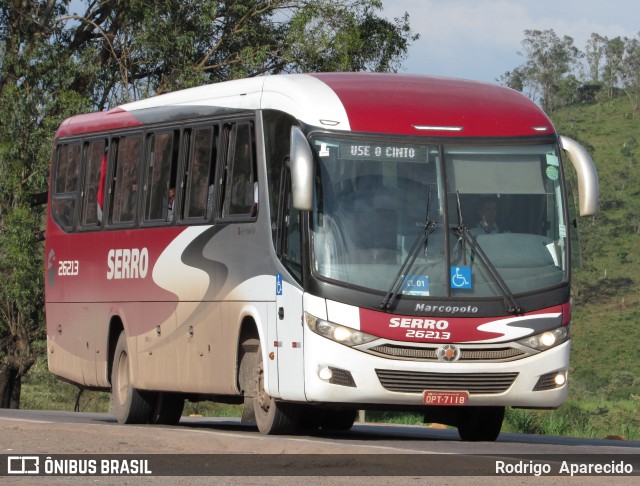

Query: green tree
[54,0,417,107]
[585,32,607,83]
[519,29,582,112]
[0,0,416,407]
[498,65,527,92]
[501,29,581,112]
[0,0,91,407]
[284,1,416,73]
[620,35,640,110]
[602,36,625,99]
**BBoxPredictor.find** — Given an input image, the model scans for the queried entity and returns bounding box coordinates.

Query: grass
[503,397,639,440]
[20,355,111,413]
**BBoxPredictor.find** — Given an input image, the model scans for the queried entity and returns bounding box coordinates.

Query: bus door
[274,165,306,400]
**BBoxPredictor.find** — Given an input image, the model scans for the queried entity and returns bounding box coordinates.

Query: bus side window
[55,143,80,194]
[81,139,106,227]
[183,125,217,221]
[222,122,256,218]
[52,143,81,230]
[110,136,142,225]
[279,167,302,281]
[263,111,298,248]
[143,131,176,223]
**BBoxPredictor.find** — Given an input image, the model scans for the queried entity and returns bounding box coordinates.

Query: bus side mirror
[290,126,313,211]
[559,135,599,217]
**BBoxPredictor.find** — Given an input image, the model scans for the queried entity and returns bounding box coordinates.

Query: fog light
[554,372,566,386]
[318,366,333,381]
[533,370,568,391]
[317,366,357,387]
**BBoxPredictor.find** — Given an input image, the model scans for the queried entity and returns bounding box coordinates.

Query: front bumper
[302,327,570,408]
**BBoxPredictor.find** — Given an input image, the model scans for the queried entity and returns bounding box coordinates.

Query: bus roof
[55,73,555,139]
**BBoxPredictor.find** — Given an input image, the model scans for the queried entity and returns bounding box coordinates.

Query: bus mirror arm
[290,126,314,211]
[559,135,599,217]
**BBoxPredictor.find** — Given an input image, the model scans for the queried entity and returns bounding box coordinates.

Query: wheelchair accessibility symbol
[450,266,472,289]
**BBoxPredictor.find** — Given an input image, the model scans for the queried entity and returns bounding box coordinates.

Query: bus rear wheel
[150,392,185,425]
[111,331,152,424]
[253,344,299,434]
[457,406,504,441]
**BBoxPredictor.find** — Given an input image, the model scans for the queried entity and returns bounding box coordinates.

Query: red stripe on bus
[55,107,143,139]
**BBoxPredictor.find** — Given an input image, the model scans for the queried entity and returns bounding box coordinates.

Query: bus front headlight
[518,327,569,351]
[305,313,377,347]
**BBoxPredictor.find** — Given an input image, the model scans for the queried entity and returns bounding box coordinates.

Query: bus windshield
[310,136,568,299]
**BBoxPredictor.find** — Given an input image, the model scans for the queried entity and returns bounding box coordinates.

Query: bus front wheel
[457,406,504,441]
[321,409,357,431]
[111,331,152,424]
[253,344,299,434]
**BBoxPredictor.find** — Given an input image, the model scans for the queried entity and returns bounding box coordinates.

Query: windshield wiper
[451,191,524,315]
[380,188,437,311]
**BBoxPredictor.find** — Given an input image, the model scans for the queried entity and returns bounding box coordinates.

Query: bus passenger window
[81,140,106,227]
[184,126,217,221]
[51,198,76,230]
[111,136,141,225]
[52,143,81,230]
[55,144,81,194]
[226,122,255,216]
[144,131,176,222]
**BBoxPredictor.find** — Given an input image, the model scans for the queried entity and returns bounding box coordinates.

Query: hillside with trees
[500,29,640,113]
[506,95,640,439]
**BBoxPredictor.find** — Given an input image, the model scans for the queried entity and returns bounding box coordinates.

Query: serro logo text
[389,318,449,329]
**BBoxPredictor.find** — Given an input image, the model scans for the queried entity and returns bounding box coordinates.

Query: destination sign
[340,143,428,161]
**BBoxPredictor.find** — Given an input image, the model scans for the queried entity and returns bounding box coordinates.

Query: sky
[379,0,640,83]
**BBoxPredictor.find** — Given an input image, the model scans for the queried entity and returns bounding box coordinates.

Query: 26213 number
[405,330,451,340]
[58,260,79,276]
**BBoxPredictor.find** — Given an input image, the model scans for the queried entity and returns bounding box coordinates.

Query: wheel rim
[116,350,129,406]
[255,359,271,415]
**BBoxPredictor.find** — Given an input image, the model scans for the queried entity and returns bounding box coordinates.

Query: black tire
[150,392,185,425]
[457,406,504,441]
[298,405,324,431]
[253,344,299,434]
[111,331,152,424]
[321,409,357,431]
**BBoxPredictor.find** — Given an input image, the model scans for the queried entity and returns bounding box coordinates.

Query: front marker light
[518,327,569,351]
[305,313,378,347]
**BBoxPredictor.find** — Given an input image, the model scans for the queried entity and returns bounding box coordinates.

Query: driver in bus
[470,197,500,236]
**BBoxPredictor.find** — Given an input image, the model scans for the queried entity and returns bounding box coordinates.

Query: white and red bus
[45,73,598,440]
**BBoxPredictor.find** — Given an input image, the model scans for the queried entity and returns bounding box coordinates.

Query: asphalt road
[1,408,638,485]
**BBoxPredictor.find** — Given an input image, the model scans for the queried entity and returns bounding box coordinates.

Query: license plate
[423,390,469,406]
